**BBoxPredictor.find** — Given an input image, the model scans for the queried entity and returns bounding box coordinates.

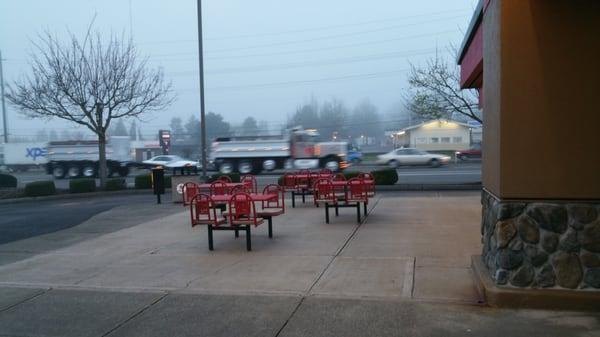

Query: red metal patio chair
[226,192,264,251]
[209,180,229,196]
[190,194,227,228]
[313,178,337,224]
[346,178,369,223]
[182,182,199,206]
[331,173,347,200]
[256,184,285,238]
[230,184,251,194]
[241,174,258,193]
[359,172,376,197]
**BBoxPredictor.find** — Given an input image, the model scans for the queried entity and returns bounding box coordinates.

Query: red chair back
[228,193,260,226]
[346,178,368,202]
[190,194,219,227]
[262,184,285,210]
[313,178,336,204]
[230,184,251,194]
[183,182,199,206]
[283,173,297,191]
[209,181,229,195]
[217,175,232,183]
[296,170,310,188]
[332,173,346,181]
[359,172,375,197]
[241,175,258,193]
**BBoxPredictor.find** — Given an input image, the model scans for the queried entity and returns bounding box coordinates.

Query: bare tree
[405,52,481,123]
[6,28,174,187]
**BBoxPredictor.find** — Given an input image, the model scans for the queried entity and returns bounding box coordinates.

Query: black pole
[197,0,208,181]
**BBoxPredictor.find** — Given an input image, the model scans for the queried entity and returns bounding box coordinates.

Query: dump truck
[45,136,136,179]
[209,128,348,174]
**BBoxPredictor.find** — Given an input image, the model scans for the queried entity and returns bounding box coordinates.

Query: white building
[389,119,481,151]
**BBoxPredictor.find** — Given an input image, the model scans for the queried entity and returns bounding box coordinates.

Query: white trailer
[0,142,48,172]
[45,136,135,179]
[209,128,348,174]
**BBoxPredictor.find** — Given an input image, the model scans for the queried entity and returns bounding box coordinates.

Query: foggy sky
[0,0,478,139]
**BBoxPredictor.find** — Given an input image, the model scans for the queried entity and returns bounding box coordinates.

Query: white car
[376,148,451,168]
[142,155,199,169]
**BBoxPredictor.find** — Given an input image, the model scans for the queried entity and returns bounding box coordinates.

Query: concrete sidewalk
[0,191,598,336]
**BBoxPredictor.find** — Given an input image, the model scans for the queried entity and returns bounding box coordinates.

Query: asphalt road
[10,161,481,188]
[0,194,167,245]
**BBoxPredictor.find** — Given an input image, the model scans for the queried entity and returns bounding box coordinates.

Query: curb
[0,188,170,205]
[379,183,482,191]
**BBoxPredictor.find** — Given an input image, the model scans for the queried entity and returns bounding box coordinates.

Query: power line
[150,30,457,61]
[175,69,410,92]
[166,47,450,77]
[202,9,471,41]
[204,15,468,54]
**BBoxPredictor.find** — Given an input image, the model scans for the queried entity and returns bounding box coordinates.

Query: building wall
[483,0,600,199]
[408,121,471,151]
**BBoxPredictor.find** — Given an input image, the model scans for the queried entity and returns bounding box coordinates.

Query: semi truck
[0,142,48,172]
[45,136,136,179]
[209,128,348,174]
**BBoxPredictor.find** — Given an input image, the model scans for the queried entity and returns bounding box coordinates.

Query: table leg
[268,217,273,238]
[325,203,330,224]
[356,203,361,223]
[246,226,252,251]
[208,225,214,251]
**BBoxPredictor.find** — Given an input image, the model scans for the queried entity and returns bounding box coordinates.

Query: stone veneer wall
[481,190,600,289]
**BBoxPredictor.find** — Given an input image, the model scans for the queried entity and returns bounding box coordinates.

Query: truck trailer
[209,128,348,174]
[0,142,48,172]
[45,136,135,179]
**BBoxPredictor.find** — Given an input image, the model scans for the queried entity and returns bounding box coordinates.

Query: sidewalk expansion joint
[0,287,51,314]
[274,197,383,336]
[102,292,168,337]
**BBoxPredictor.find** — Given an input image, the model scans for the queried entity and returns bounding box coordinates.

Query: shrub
[105,178,127,191]
[0,173,17,188]
[343,171,362,180]
[69,179,96,193]
[134,174,152,189]
[24,181,56,197]
[371,169,398,185]
[277,175,284,186]
[207,173,240,183]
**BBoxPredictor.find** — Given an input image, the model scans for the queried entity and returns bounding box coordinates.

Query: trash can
[151,167,165,203]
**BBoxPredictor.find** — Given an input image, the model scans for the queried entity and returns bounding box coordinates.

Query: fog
[0,0,478,141]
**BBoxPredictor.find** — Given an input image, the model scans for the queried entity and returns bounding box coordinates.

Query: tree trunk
[98,134,108,188]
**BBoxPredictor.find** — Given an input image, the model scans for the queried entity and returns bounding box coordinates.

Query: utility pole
[197,0,207,179]
[0,50,7,143]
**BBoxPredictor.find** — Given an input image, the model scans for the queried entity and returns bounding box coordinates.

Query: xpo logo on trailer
[159,130,171,154]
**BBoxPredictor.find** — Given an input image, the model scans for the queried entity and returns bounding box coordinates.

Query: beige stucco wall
[483,0,600,200]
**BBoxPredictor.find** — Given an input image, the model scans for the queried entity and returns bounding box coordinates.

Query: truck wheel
[219,161,234,174]
[52,165,66,179]
[262,159,276,172]
[323,156,340,172]
[67,165,81,178]
[82,165,96,178]
[238,160,253,175]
